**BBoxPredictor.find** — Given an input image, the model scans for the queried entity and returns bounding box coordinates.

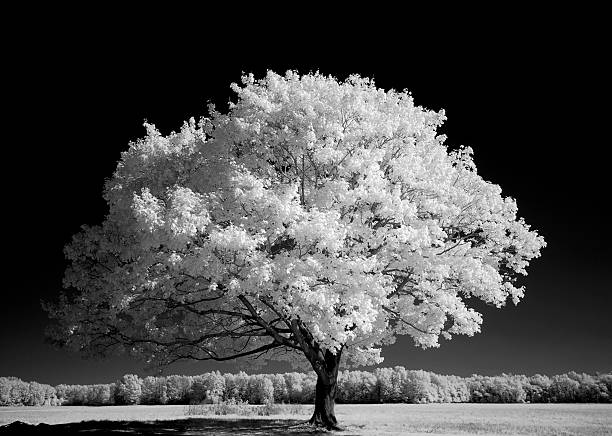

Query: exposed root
[309,413,344,431]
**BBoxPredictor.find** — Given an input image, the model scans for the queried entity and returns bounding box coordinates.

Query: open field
[1,403,611,435]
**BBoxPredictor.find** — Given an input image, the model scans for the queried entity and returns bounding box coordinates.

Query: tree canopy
[46,71,544,424]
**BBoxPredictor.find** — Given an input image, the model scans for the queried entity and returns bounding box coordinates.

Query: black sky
[2,18,610,385]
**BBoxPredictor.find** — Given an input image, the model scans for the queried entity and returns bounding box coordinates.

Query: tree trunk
[309,372,340,429]
[309,349,342,430]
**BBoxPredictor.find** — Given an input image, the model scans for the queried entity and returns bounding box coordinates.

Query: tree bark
[308,349,342,430]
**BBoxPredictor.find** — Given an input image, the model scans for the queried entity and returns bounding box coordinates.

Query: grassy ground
[1,403,611,435]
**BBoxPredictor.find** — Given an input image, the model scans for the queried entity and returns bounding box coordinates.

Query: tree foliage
[2,369,610,407]
[113,374,142,405]
[141,375,167,404]
[0,377,57,406]
[45,71,545,374]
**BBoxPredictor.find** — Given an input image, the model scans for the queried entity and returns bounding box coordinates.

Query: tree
[141,376,168,404]
[247,375,275,404]
[164,375,191,404]
[86,384,112,406]
[269,373,288,403]
[114,374,142,405]
[45,71,545,429]
[0,377,28,406]
[189,372,225,404]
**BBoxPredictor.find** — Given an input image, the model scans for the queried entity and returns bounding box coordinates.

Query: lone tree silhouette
[46,71,545,430]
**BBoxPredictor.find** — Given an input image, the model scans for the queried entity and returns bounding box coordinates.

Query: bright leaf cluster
[46,71,545,368]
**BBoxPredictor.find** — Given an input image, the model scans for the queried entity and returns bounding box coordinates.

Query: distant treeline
[2,368,611,407]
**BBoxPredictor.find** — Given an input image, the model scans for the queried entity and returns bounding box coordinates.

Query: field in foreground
[1,403,611,435]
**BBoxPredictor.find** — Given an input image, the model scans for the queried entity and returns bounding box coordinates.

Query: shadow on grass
[0,417,362,435]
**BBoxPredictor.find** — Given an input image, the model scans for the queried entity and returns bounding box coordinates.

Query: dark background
[2,17,610,385]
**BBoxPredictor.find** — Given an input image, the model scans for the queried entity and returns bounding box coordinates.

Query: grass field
[1,403,611,435]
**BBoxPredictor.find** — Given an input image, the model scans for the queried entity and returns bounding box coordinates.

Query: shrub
[185,399,308,416]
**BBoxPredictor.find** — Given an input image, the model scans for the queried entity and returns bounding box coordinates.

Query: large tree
[46,71,545,429]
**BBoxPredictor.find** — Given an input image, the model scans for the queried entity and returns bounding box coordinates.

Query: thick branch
[290,319,328,380]
[238,295,302,351]
[166,341,283,364]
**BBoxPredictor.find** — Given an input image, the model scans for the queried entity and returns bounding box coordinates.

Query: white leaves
[345,346,384,366]
[132,186,211,247]
[58,70,546,369]
[289,208,346,254]
[166,187,211,237]
[228,278,241,292]
[209,225,263,253]
[132,188,165,232]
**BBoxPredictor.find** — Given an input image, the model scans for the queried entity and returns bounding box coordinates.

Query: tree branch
[238,295,302,351]
[382,306,437,335]
[166,341,284,364]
